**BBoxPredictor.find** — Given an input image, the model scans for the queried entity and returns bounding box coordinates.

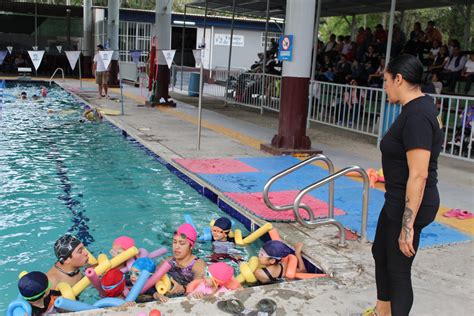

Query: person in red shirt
[423,21,443,49]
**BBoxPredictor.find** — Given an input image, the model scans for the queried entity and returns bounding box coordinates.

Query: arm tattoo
[402,197,414,241]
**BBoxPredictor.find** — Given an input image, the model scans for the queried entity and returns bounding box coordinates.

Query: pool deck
[6,77,471,315]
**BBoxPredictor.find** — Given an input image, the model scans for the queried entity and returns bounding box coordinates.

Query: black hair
[97,44,104,50]
[386,54,424,86]
[428,20,435,26]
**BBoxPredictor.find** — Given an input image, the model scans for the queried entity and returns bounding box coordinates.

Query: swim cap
[54,235,81,263]
[262,240,292,260]
[176,223,197,247]
[131,257,156,274]
[101,268,125,297]
[18,271,50,301]
[113,236,135,250]
[208,262,240,290]
[214,217,232,231]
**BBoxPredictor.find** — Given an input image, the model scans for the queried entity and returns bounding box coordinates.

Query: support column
[107,0,120,86]
[151,0,174,105]
[82,0,93,77]
[262,0,320,154]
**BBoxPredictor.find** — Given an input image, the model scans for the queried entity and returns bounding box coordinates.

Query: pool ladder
[49,68,65,85]
[262,154,369,247]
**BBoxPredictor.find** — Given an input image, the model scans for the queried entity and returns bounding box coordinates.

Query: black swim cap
[262,240,292,260]
[18,271,49,301]
[54,235,81,263]
[214,217,232,231]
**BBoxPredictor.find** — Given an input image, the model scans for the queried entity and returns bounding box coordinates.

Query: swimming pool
[0,82,259,310]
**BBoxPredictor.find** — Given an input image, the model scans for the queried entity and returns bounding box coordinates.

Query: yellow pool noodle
[155,274,172,295]
[234,229,244,246]
[56,282,76,300]
[236,256,259,284]
[242,223,273,245]
[84,247,98,266]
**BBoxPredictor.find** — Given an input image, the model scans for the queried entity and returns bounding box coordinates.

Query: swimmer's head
[41,87,47,97]
[173,223,197,258]
[100,268,125,297]
[20,91,27,99]
[212,217,232,242]
[130,258,156,284]
[18,271,51,302]
[206,262,240,290]
[258,240,292,266]
[110,236,135,257]
[32,95,39,100]
[54,235,88,267]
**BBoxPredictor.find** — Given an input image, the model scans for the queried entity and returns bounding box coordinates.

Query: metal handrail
[262,154,335,221]
[293,166,369,245]
[49,68,65,85]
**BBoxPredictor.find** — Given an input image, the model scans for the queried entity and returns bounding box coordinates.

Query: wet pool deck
[4,77,471,315]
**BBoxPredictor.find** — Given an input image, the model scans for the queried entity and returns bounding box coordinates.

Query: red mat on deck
[174,158,258,174]
[225,191,345,221]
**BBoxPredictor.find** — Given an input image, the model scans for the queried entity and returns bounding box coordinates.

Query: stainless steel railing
[293,165,369,244]
[49,68,65,85]
[262,154,335,222]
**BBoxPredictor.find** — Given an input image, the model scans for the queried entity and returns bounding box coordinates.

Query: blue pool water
[0,83,258,310]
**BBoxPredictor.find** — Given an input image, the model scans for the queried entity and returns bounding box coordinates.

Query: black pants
[372,208,428,316]
[464,74,474,93]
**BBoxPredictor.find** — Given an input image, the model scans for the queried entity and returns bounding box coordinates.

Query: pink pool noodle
[85,268,106,297]
[121,247,167,273]
[140,260,172,294]
[148,248,167,259]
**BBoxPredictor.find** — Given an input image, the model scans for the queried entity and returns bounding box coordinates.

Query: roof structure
[188,0,474,19]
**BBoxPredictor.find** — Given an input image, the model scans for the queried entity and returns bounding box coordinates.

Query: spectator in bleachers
[391,24,406,57]
[440,45,467,92]
[334,54,352,84]
[427,40,441,65]
[461,53,474,94]
[447,39,460,56]
[355,27,367,61]
[323,34,337,55]
[374,24,388,53]
[428,45,449,75]
[338,79,365,126]
[349,60,369,86]
[364,27,374,49]
[341,36,354,60]
[422,21,443,49]
[368,58,385,88]
[405,22,425,56]
[333,35,345,57]
[362,45,380,67]
[319,54,335,82]
[14,54,27,68]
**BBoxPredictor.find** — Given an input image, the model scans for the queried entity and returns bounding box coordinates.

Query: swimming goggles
[23,281,51,301]
[101,274,125,291]
[130,270,141,277]
[174,231,194,244]
[258,248,282,260]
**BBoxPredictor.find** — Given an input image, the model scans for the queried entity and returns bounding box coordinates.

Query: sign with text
[65,51,81,70]
[214,34,244,47]
[28,50,45,70]
[278,35,293,61]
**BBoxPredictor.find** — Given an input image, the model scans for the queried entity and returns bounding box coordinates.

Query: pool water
[0,83,259,310]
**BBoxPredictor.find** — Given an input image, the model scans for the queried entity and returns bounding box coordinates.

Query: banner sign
[65,51,81,70]
[56,46,62,53]
[7,46,13,54]
[162,50,176,69]
[214,34,245,47]
[278,35,293,61]
[130,50,141,64]
[32,46,38,51]
[98,50,113,70]
[28,50,45,70]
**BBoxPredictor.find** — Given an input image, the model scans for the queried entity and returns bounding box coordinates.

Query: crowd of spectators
[314,20,474,95]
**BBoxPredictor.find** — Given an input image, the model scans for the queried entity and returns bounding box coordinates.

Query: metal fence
[170,66,473,162]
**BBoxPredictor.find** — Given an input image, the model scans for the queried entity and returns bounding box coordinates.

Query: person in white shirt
[92,44,110,97]
[441,46,467,92]
[462,53,474,94]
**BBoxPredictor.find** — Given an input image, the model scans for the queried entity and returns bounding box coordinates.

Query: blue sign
[278,35,293,61]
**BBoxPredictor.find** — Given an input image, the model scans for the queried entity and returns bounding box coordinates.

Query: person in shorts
[92,44,110,98]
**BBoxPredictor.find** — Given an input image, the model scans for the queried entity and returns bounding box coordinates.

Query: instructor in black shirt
[367,55,443,316]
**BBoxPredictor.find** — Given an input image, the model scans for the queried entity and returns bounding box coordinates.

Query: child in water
[110,236,135,269]
[208,217,242,263]
[99,268,135,307]
[254,240,306,284]
[186,262,241,298]
[18,271,57,316]
[129,257,157,302]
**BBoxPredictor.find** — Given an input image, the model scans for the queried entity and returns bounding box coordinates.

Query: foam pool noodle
[84,247,98,265]
[58,247,138,300]
[236,256,259,284]
[242,223,273,245]
[6,298,32,316]
[155,274,172,295]
[85,267,106,297]
[125,270,151,302]
[184,214,196,230]
[197,227,212,242]
[122,247,167,273]
[54,297,96,312]
[140,260,172,294]
[93,297,125,308]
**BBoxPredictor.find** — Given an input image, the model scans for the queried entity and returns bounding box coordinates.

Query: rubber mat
[174,158,258,174]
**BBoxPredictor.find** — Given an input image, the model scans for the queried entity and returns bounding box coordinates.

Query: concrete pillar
[107,0,120,86]
[152,0,173,104]
[262,0,319,153]
[82,0,93,77]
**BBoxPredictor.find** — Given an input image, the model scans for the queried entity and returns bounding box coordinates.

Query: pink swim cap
[208,262,234,283]
[176,223,197,247]
[113,236,135,250]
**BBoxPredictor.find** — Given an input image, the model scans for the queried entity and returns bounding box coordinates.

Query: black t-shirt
[380,95,443,224]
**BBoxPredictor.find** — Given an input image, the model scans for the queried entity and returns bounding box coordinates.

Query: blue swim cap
[131,257,156,273]
[214,217,232,231]
[18,271,49,301]
[262,240,292,260]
